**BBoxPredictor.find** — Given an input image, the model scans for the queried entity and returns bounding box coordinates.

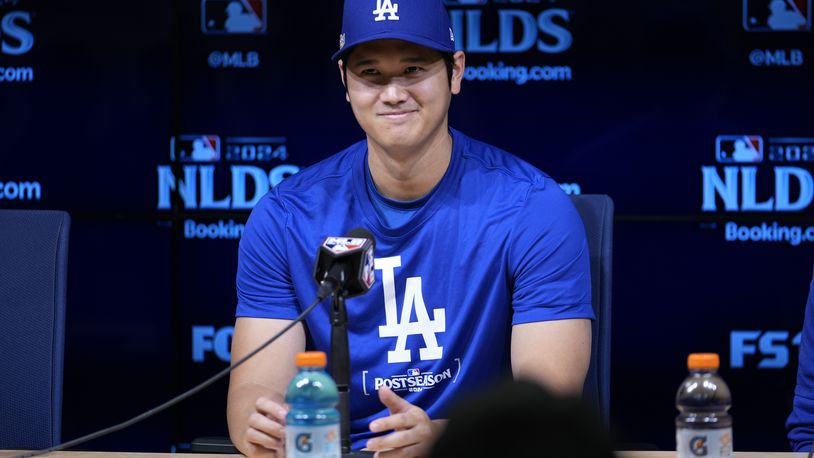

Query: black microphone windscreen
[345,227,376,250]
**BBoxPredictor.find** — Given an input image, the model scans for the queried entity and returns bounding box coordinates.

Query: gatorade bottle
[285,351,341,458]
[676,353,733,458]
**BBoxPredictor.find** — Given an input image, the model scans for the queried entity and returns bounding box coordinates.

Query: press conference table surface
[0,452,808,457]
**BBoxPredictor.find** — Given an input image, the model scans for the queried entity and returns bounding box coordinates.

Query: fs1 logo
[157,135,298,210]
[730,330,801,369]
[446,0,573,53]
[202,0,266,34]
[702,135,814,211]
[744,0,812,31]
[1,10,34,55]
[192,325,233,363]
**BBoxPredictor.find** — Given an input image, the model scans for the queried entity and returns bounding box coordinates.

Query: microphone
[313,228,377,456]
[314,228,376,300]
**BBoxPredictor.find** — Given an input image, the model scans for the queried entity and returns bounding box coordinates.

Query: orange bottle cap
[296,351,327,367]
[687,353,720,370]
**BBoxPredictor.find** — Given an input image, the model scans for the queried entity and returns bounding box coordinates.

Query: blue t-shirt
[788,266,814,452]
[363,156,433,228]
[236,128,593,449]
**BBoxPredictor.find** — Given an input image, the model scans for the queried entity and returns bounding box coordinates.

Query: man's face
[340,39,463,152]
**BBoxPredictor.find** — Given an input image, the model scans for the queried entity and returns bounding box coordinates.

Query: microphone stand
[330,290,373,457]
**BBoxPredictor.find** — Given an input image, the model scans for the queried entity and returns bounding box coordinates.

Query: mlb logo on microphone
[716,135,764,163]
[743,0,811,31]
[202,0,267,34]
[407,368,420,376]
[323,237,365,254]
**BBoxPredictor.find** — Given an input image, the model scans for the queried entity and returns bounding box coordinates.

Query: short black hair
[341,50,456,90]
[431,380,616,458]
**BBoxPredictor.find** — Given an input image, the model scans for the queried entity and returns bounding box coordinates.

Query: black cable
[12,296,325,458]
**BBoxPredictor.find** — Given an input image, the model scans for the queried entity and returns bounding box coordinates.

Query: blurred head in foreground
[431,380,615,458]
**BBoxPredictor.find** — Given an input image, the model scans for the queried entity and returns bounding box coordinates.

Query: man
[227,0,593,456]
[787,266,814,452]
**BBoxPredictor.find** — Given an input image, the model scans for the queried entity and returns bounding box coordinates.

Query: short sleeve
[787,268,814,452]
[235,190,301,319]
[509,178,594,325]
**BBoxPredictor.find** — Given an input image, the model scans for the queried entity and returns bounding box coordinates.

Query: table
[0,452,809,457]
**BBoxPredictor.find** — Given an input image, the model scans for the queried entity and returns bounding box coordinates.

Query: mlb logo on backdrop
[716,136,764,163]
[407,368,420,376]
[202,0,267,34]
[743,0,812,31]
[171,135,222,162]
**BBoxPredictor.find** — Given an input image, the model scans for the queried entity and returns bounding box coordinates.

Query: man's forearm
[227,318,305,453]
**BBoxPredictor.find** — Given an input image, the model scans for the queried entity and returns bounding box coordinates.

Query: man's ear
[451,51,466,95]
[338,59,350,102]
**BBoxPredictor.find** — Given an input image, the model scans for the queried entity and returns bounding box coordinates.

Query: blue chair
[570,194,613,427]
[0,209,70,449]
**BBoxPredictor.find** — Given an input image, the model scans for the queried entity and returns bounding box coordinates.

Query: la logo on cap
[373,0,399,21]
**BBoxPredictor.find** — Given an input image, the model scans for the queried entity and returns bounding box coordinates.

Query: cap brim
[331,33,455,61]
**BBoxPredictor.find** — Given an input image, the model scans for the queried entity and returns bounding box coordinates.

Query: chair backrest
[0,209,70,449]
[569,194,613,427]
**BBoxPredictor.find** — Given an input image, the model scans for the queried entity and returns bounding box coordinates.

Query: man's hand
[365,386,446,458]
[241,397,289,458]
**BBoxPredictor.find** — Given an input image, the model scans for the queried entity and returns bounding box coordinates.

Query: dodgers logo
[373,0,400,22]
[375,256,446,364]
[744,0,812,31]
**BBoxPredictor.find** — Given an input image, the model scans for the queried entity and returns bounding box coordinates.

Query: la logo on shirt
[375,256,446,364]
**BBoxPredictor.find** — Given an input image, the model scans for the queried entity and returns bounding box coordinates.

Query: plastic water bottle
[285,351,340,458]
[676,353,733,458]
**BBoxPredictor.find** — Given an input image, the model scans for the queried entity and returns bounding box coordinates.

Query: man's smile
[378,109,419,121]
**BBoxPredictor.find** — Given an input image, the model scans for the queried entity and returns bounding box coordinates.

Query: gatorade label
[285,424,340,458]
[677,428,733,458]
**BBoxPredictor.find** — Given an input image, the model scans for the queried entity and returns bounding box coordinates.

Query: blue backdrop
[1,0,813,452]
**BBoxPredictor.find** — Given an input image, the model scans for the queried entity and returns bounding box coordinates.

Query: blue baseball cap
[332,0,456,61]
